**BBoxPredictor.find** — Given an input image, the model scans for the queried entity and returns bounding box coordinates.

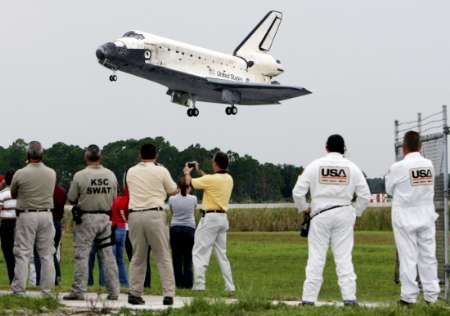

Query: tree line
[0,138,387,202]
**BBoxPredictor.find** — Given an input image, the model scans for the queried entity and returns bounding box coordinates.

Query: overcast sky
[1,1,449,177]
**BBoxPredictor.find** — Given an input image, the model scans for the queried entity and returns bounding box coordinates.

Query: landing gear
[109,74,117,82]
[225,105,238,116]
[187,107,199,117]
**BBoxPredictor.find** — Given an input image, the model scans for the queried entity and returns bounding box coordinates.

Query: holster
[95,225,116,249]
[299,212,311,238]
[71,205,83,225]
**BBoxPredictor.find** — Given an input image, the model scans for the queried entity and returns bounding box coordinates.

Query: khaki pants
[11,212,55,294]
[71,214,119,296]
[128,211,175,297]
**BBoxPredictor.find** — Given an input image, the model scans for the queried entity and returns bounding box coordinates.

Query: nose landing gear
[109,74,117,82]
[225,105,238,116]
[187,107,199,117]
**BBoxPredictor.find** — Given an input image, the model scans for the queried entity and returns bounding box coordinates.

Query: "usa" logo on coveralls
[409,168,433,186]
[319,167,350,185]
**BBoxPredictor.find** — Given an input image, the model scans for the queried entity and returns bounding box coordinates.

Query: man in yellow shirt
[184,152,235,292]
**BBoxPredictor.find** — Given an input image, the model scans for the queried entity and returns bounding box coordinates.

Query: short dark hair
[214,152,229,170]
[4,170,15,186]
[326,134,346,154]
[403,131,421,152]
[27,141,44,160]
[141,143,157,160]
[85,144,101,162]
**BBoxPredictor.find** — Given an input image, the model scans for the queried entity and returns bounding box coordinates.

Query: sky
[0,1,449,177]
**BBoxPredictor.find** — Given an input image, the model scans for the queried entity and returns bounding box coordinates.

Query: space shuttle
[96,11,311,117]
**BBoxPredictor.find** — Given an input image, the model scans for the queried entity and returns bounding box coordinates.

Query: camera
[187,162,197,169]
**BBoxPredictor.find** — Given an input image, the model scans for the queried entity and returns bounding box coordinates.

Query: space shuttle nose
[96,47,106,61]
[96,42,116,62]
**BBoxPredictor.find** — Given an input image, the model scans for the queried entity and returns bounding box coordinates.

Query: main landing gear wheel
[109,74,117,82]
[187,108,199,117]
[225,105,238,116]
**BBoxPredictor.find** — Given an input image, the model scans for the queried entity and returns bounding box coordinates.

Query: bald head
[27,141,44,161]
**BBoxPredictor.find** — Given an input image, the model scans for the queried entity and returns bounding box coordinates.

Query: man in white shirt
[385,131,440,305]
[0,170,17,283]
[292,134,371,305]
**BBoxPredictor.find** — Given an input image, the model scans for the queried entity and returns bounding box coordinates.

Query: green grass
[0,230,400,302]
[227,207,392,232]
[0,295,60,315]
[118,298,450,316]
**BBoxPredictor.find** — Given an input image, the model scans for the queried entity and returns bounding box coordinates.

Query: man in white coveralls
[385,131,440,305]
[292,134,370,305]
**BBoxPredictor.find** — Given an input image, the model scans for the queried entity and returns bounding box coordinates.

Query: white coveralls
[292,152,370,303]
[385,152,440,303]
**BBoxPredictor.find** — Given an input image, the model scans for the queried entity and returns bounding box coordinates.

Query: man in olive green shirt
[184,152,235,292]
[10,141,56,295]
[63,145,120,301]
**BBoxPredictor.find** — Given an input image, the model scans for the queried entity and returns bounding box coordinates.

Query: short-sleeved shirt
[11,162,56,210]
[0,187,17,219]
[191,173,233,211]
[111,195,129,228]
[127,162,177,210]
[168,193,197,228]
[68,165,118,211]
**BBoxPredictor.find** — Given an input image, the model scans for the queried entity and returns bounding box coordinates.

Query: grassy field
[0,228,448,315]
[227,207,392,231]
[0,231,399,302]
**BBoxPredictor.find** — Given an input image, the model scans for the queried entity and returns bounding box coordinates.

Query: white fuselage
[115,31,282,85]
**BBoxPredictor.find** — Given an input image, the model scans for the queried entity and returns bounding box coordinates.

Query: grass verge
[118,298,450,316]
[0,295,60,315]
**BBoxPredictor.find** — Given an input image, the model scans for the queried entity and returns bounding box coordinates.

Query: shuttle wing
[205,78,311,105]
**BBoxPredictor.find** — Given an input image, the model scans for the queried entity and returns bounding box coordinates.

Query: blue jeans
[113,227,129,287]
[88,242,105,287]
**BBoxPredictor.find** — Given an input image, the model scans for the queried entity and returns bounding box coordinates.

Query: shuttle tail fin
[233,10,282,57]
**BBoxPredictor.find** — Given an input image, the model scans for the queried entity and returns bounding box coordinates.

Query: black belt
[82,210,111,215]
[200,209,226,217]
[16,209,51,215]
[129,207,164,214]
[311,205,351,220]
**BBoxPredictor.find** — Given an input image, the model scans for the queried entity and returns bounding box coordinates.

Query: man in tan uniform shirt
[126,143,177,306]
[63,145,120,300]
[10,141,56,295]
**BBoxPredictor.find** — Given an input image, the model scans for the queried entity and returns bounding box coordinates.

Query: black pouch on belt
[71,205,83,225]
[299,212,311,238]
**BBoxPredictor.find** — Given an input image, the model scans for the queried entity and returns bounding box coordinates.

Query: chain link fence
[394,105,449,301]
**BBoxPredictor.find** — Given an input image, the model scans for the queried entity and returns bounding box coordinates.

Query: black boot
[163,296,174,306]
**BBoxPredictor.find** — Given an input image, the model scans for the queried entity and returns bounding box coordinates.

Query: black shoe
[301,301,315,306]
[343,300,358,307]
[163,296,174,306]
[398,300,414,307]
[107,294,119,301]
[128,294,145,305]
[63,292,85,300]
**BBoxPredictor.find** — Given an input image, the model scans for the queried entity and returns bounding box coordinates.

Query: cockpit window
[122,31,145,40]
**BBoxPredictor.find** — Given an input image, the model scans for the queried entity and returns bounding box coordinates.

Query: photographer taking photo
[183,152,235,292]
